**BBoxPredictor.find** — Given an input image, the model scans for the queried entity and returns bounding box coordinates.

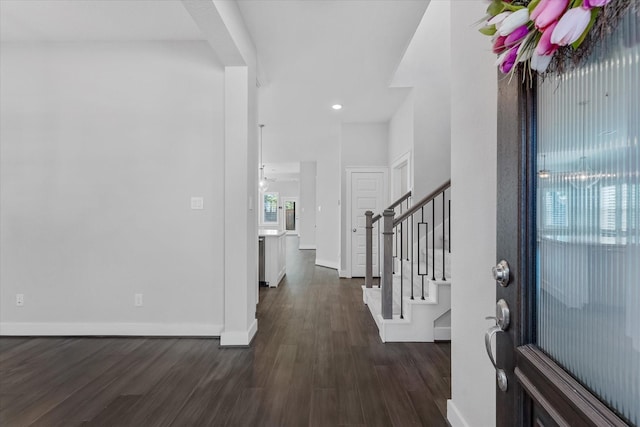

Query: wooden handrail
[372,214,382,224]
[393,180,451,227]
[388,190,412,210]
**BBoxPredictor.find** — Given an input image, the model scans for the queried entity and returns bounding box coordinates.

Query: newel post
[365,211,373,288]
[382,209,395,319]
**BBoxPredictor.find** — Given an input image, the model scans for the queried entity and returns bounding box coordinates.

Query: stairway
[363,246,451,343]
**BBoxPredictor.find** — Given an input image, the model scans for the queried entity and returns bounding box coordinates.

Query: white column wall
[298,161,317,250]
[221,66,258,346]
[447,0,498,426]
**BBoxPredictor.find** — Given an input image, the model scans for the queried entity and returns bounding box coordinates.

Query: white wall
[298,161,317,250]
[413,83,451,198]
[388,0,452,201]
[339,122,388,273]
[447,0,498,426]
[0,41,226,335]
[388,92,414,188]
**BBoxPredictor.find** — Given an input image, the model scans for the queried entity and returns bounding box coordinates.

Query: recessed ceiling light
[332,104,343,110]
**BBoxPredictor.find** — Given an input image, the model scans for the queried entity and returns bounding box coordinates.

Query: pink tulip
[584,0,612,7]
[551,6,592,46]
[505,25,529,47]
[493,35,508,54]
[536,21,559,55]
[499,47,519,73]
[531,0,570,30]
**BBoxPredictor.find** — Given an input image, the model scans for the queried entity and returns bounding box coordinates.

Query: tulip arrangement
[480,0,621,75]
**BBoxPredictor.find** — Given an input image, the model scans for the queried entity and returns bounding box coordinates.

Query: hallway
[0,238,451,426]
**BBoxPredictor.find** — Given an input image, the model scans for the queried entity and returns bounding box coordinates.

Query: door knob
[484,299,510,392]
[353,228,357,232]
[492,260,510,287]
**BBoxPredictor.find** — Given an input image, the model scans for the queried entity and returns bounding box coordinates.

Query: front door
[492,12,639,426]
[350,170,386,277]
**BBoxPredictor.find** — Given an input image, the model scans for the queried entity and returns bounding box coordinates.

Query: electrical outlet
[16,294,24,307]
[134,293,143,307]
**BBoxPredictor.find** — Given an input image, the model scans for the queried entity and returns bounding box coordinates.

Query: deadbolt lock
[492,260,510,287]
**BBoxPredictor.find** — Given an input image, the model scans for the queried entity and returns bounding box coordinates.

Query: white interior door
[350,171,385,277]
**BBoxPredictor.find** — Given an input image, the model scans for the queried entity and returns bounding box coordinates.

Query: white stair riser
[362,283,451,343]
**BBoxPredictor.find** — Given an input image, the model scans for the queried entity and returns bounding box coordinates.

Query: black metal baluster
[448,199,451,254]
[377,222,381,287]
[406,199,411,260]
[418,207,426,300]
[442,191,446,281]
[431,200,436,281]
[400,220,404,319]
[410,213,414,300]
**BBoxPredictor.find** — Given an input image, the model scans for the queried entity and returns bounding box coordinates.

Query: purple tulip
[536,21,559,55]
[505,25,529,47]
[499,47,519,74]
[551,6,592,46]
[584,0,612,7]
[531,0,570,30]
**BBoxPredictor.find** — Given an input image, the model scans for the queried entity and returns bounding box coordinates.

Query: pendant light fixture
[258,124,269,192]
[570,101,600,189]
[538,154,550,179]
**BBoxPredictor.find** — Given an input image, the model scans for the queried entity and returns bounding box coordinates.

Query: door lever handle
[484,299,511,392]
[485,323,508,392]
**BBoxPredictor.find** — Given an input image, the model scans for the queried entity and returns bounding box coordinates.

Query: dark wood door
[493,12,639,427]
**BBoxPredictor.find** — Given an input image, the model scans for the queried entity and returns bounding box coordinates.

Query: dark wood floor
[0,236,451,426]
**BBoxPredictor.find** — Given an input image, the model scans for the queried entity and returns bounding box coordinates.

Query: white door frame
[345,167,389,278]
[391,151,412,200]
[281,197,298,235]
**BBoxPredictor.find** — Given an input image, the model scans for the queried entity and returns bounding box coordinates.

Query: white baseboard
[434,326,451,341]
[447,400,471,427]
[0,322,223,337]
[338,269,351,278]
[298,244,316,250]
[315,259,339,270]
[220,318,258,346]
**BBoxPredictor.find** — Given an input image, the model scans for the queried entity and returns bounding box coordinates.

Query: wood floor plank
[0,236,451,426]
[309,388,339,427]
[375,365,423,426]
[80,394,142,427]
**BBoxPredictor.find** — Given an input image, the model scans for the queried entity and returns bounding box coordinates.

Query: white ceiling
[262,162,300,182]
[238,0,429,125]
[0,0,429,130]
[0,1,204,42]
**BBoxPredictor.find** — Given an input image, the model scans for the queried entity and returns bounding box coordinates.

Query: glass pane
[536,12,639,425]
[263,193,278,223]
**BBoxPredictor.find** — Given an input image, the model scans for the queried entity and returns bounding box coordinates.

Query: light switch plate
[191,197,204,210]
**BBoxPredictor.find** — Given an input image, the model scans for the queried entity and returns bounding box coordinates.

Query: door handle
[353,228,357,232]
[484,299,510,392]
